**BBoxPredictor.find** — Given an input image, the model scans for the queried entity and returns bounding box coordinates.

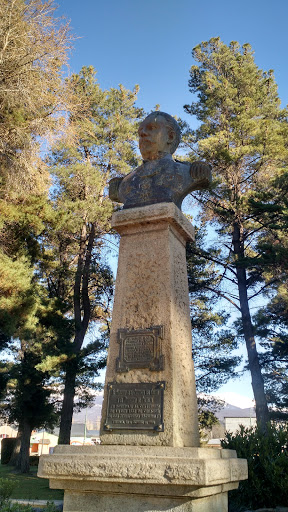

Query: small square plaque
[103,381,165,432]
[116,326,164,372]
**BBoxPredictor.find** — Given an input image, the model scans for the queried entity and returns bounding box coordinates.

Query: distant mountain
[72,394,103,427]
[215,404,256,423]
[72,391,255,429]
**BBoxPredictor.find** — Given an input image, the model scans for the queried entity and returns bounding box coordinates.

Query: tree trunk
[233,222,270,432]
[58,222,95,444]
[8,422,23,466]
[8,438,21,466]
[16,418,32,473]
[58,360,77,445]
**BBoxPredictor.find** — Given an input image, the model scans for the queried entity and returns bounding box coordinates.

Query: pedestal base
[63,490,228,512]
[38,445,247,512]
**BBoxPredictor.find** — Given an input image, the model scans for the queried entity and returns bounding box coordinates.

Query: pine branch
[248,278,279,301]
[203,285,241,311]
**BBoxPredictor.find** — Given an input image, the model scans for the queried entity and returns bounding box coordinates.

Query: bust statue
[109,111,212,210]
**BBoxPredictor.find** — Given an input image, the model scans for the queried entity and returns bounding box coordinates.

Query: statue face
[138,115,174,160]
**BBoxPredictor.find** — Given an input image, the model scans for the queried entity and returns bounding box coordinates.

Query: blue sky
[56,0,287,403]
[57,0,288,121]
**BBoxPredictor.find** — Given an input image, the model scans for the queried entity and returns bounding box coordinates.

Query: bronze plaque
[103,381,165,431]
[116,326,164,372]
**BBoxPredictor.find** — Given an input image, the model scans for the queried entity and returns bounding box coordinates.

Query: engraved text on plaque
[104,381,165,431]
[116,326,164,372]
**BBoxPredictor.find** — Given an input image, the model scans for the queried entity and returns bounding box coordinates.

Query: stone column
[38,202,248,512]
[100,202,199,447]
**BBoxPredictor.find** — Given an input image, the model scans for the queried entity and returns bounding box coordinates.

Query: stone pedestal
[101,203,199,447]
[38,203,247,511]
[38,445,247,511]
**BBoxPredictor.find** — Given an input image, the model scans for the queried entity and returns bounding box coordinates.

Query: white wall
[224,417,256,433]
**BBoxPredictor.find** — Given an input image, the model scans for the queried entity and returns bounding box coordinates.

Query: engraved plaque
[104,381,165,431]
[116,326,164,372]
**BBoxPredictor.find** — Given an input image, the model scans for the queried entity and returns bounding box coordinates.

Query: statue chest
[118,161,190,209]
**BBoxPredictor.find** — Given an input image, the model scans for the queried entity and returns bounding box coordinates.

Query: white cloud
[213,392,255,409]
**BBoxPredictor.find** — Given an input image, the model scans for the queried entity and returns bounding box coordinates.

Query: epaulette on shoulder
[174,158,191,166]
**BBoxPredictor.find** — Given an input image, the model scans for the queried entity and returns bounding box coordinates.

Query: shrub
[0,478,16,507]
[1,438,18,465]
[221,423,288,511]
[0,504,33,511]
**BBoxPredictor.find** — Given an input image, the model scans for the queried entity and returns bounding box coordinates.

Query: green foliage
[0,462,59,509]
[0,465,63,502]
[186,232,241,394]
[186,38,286,167]
[197,395,223,440]
[4,321,60,435]
[0,505,33,512]
[0,478,17,507]
[187,229,240,433]
[0,0,71,197]
[183,37,288,426]
[1,438,18,465]
[0,224,40,339]
[222,424,288,510]
[254,285,288,418]
[0,0,71,338]
[0,2,72,462]
[42,65,143,443]
[249,169,288,416]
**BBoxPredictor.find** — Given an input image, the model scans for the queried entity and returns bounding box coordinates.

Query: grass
[0,464,63,501]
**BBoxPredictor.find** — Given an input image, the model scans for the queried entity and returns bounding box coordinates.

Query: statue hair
[145,111,181,154]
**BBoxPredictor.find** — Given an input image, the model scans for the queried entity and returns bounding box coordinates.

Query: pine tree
[0,0,72,471]
[183,38,288,431]
[42,66,143,444]
[0,0,72,337]
[186,229,241,435]
[186,231,241,393]
[254,287,288,419]
[250,169,288,417]
[1,287,65,472]
[0,0,71,195]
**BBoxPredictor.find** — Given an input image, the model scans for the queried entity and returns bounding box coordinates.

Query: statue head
[138,111,181,161]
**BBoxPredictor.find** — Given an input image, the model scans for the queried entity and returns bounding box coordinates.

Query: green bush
[0,504,33,511]
[0,478,16,507]
[221,423,288,511]
[0,502,58,511]
[1,438,18,465]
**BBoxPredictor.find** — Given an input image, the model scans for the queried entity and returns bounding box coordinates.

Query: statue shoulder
[174,158,191,168]
[174,158,212,189]
[173,159,192,176]
[189,160,212,189]
[109,176,123,202]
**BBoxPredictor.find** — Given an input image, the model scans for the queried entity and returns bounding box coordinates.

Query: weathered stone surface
[100,203,199,447]
[38,445,248,489]
[63,491,227,512]
[111,201,195,240]
[39,445,247,510]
